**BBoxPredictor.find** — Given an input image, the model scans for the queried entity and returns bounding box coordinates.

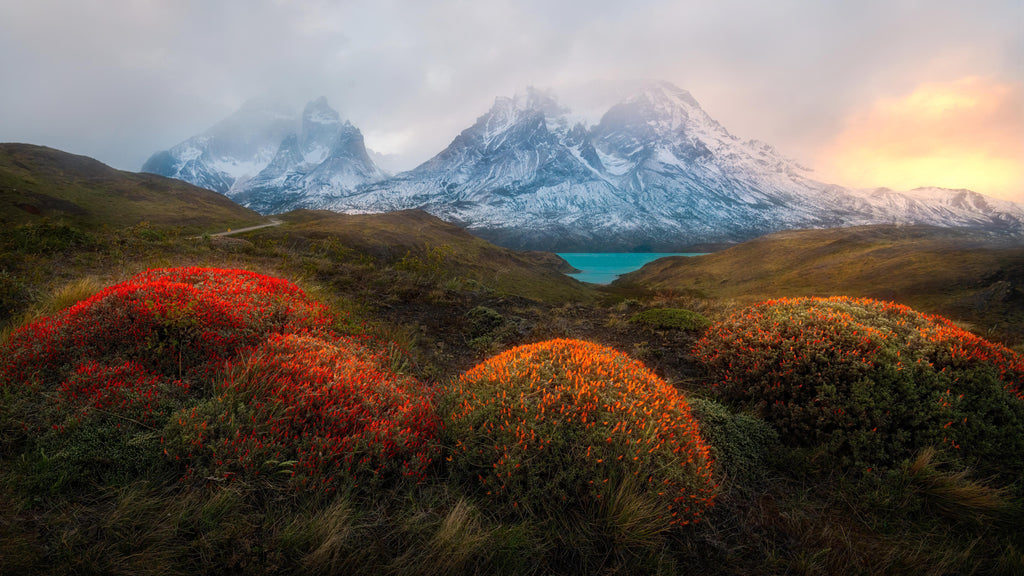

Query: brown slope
[0,143,266,233]
[616,225,1024,344]
[248,209,594,303]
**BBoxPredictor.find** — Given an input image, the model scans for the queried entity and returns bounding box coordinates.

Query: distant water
[557,253,707,285]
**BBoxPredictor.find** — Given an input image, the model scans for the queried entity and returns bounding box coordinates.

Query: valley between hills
[2,142,1023,575]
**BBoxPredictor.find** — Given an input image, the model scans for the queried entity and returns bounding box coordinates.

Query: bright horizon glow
[815,77,1024,204]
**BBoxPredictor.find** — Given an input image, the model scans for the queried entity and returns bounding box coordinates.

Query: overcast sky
[1,0,1021,202]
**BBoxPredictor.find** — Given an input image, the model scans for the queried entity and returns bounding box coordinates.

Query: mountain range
[143,82,1024,251]
[142,97,386,214]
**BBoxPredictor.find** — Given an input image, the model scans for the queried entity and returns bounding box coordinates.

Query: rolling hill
[615,225,1024,343]
[249,208,590,303]
[0,143,267,233]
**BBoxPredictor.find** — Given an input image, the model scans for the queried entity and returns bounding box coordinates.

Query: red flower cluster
[168,333,441,488]
[55,360,189,426]
[1,267,439,490]
[447,338,716,526]
[2,267,333,387]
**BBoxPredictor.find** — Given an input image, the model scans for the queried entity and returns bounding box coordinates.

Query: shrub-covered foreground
[695,296,1024,480]
[5,271,1023,574]
[0,268,723,574]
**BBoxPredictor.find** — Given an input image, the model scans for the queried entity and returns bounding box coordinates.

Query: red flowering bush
[164,333,441,490]
[2,267,333,387]
[54,360,190,427]
[0,267,439,494]
[695,297,1024,476]
[445,339,716,528]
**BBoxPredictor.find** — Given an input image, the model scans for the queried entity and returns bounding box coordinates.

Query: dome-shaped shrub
[694,297,1024,475]
[2,267,333,388]
[165,333,441,489]
[445,338,716,527]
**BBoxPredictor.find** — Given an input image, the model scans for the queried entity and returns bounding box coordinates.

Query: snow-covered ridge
[142,97,387,213]
[144,82,1024,251]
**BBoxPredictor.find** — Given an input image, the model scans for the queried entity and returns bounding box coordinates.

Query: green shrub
[465,306,505,339]
[694,296,1024,479]
[0,220,93,254]
[630,308,710,331]
[687,397,779,483]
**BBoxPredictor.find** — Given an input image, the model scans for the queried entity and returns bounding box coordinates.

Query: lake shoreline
[557,252,708,285]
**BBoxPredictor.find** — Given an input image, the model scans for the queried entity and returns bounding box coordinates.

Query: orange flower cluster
[697,296,1023,401]
[447,338,716,526]
[695,296,1024,472]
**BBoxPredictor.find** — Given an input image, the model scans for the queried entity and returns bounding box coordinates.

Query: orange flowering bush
[0,267,439,493]
[165,333,441,490]
[695,297,1024,475]
[445,338,716,527]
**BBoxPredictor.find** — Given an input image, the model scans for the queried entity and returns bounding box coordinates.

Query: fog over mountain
[144,81,1024,251]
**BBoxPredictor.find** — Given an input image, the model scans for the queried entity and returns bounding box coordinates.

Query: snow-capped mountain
[229,97,387,213]
[142,97,386,214]
[327,87,640,249]
[146,82,1024,251]
[142,97,297,195]
[325,81,1024,250]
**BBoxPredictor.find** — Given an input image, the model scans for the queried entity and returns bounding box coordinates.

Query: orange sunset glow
[816,77,1024,204]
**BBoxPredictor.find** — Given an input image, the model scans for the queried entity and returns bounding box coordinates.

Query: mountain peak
[629,80,702,110]
[612,80,717,133]
[486,87,570,124]
[593,80,730,149]
[303,97,342,126]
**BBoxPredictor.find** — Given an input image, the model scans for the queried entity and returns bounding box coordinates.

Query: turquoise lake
[556,253,707,285]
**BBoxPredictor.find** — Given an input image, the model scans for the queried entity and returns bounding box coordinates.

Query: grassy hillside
[260,209,590,303]
[0,143,266,234]
[616,225,1024,345]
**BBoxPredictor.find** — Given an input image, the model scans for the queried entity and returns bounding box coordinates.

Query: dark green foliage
[21,418,170,496]
[688,397,780,483]
[465,305,504,338]
[0,269,33,324]
[630,307,711,331]
[0,220,94,254]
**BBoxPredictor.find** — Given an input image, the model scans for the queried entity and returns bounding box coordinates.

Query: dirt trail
[200,218,283,237]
